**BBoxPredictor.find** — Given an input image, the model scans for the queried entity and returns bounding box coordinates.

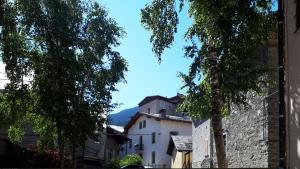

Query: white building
[192,119,211,168]
[120,95,192,168]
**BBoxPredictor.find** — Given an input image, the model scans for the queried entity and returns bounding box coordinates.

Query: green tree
[141,0,274,167]
[0,0,127,168]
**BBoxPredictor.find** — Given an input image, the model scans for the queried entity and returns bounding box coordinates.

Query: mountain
[108,107,139,126]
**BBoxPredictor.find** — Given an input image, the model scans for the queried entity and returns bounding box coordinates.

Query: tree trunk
[72,143,77,168]
[208,46,227,168]
[57,124,65,169]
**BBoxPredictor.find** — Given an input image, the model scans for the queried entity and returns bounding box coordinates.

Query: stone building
[192,36,279,168]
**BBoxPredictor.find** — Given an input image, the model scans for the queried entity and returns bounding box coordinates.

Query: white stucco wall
[0,62,32,90]
[139,100,177,115]
[123,115,161,165]
[120,114,192,168]
[191,119,211,168]
[159,120,192,167]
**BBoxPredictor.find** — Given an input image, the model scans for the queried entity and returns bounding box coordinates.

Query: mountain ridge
[108,107,138,126]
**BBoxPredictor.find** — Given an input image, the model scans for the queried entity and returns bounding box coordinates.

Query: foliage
[0,141,71,168]
[141,0,275,121]
[106,158,121,169]
[0,0,127,167]
[141,0,275,167]
[120,154,143,167]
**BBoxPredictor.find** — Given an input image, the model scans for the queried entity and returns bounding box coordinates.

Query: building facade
[120,95,192,168]
[285,0,300,168]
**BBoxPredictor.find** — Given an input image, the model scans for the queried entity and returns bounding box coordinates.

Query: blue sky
[98,0,193,114]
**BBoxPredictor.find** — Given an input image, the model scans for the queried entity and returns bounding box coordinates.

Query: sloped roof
[124,112,192,133]
[138,95,173,106]
[167,136,192,155]
[106,125,129,144]
[108,125,124,133]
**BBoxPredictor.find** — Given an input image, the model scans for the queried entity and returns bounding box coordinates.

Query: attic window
[296,0,300,31]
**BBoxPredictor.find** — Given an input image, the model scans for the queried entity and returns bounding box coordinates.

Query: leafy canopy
[141,0,275,118]
[0,0,127,149]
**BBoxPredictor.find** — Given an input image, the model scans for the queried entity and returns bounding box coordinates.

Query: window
[108,149,112,160]
[129,140,132,149]
[147,108,150,113]
[139,121,142,129]
[152,132,156,143]
[223,131,227,154]
[143,120,146,128]
[152,151,156,164]
[139,135,143,145]
[204,138,208,156]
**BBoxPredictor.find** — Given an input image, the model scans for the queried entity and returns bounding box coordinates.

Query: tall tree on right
[141,0,275,167]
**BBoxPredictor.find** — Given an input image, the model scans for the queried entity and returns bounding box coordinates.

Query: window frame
[151,151,156,164]
[129,139,132,149]
[143,120,146,128]
[223,131,228,154]
[152,132,156,144]
[139,135,143,145]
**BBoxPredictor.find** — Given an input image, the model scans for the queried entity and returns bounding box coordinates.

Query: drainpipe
[277,0,286,168]
[210,120,214,168]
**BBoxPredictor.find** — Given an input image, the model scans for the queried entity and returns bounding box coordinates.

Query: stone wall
[192,40,279,168]
[219,92,271,168]
[211,40,279,168]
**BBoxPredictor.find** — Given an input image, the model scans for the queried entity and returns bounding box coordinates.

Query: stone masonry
[212,36,279,168]
[192,35,279,168]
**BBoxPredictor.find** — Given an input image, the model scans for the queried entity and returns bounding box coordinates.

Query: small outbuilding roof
[167,136,192,155]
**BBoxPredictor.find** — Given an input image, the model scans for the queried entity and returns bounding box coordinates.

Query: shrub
[106,158,120,169]
[120,154,143,167]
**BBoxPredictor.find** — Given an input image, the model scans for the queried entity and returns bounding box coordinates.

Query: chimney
[159,109,166,118]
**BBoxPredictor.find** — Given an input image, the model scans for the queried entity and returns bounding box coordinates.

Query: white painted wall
[139,99,177,115]
[159,120,192,167]
[120,114,192,168]
[192,119,211,168]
